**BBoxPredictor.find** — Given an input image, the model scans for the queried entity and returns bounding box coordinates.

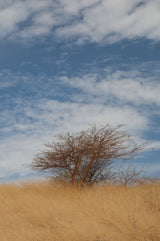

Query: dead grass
[0,180,160,241]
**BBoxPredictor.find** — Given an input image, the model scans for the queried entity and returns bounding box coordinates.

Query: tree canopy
[30,124,143,187]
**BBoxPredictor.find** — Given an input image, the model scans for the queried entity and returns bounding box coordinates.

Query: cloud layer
[1,0,160,43]
[61,70,160,106]
[0,99,148,181]
[1,65,160,181]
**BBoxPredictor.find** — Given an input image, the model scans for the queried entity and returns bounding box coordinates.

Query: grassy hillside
[0,181,160,241]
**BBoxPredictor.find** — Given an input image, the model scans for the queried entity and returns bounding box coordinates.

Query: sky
[0,0,160,182]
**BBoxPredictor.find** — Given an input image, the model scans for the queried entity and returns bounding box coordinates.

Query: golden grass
[0,181,160,241]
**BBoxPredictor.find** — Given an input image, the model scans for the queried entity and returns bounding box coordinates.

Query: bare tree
[105,162,145,186]
[30,124,144,188]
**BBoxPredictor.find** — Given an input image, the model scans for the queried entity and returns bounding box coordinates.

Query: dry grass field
[0,180,160,241]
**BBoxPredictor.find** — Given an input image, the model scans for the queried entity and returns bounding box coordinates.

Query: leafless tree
[30,124,144,188]
[105,162,144,186]
[116,163,144,186]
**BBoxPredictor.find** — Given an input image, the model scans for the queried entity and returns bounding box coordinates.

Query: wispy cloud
[0,70,18,88]
[0,0,160,43]
[0,98,148,135]
[61,70,160,106]
[56,0,160,43]
[146,141,160,151]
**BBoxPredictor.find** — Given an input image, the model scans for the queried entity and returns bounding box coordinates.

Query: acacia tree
[30,124,143,188]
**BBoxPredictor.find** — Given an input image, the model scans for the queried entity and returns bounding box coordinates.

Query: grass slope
[0,181,160,241]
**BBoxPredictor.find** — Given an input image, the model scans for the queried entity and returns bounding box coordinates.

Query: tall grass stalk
[0,181,160,241]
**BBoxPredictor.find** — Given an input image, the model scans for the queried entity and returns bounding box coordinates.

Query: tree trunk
[72,175,76,185]
[78,157,95,188]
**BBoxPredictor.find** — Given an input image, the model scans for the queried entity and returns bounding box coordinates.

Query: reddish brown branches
[30,124,144,188]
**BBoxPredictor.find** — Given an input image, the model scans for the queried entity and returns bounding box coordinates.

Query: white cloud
[36,99,148,132]
[0,0,56,39]
[56,0,160,43]
[0,1,30,38]
[146,141,160,150]
[61,70,160,106]
[1,99,148,135]
[0,70,18,88]
[0,0,160,43]
[0,133,49,181]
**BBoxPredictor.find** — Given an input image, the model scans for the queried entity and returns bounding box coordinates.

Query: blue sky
[0,0,160,182]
